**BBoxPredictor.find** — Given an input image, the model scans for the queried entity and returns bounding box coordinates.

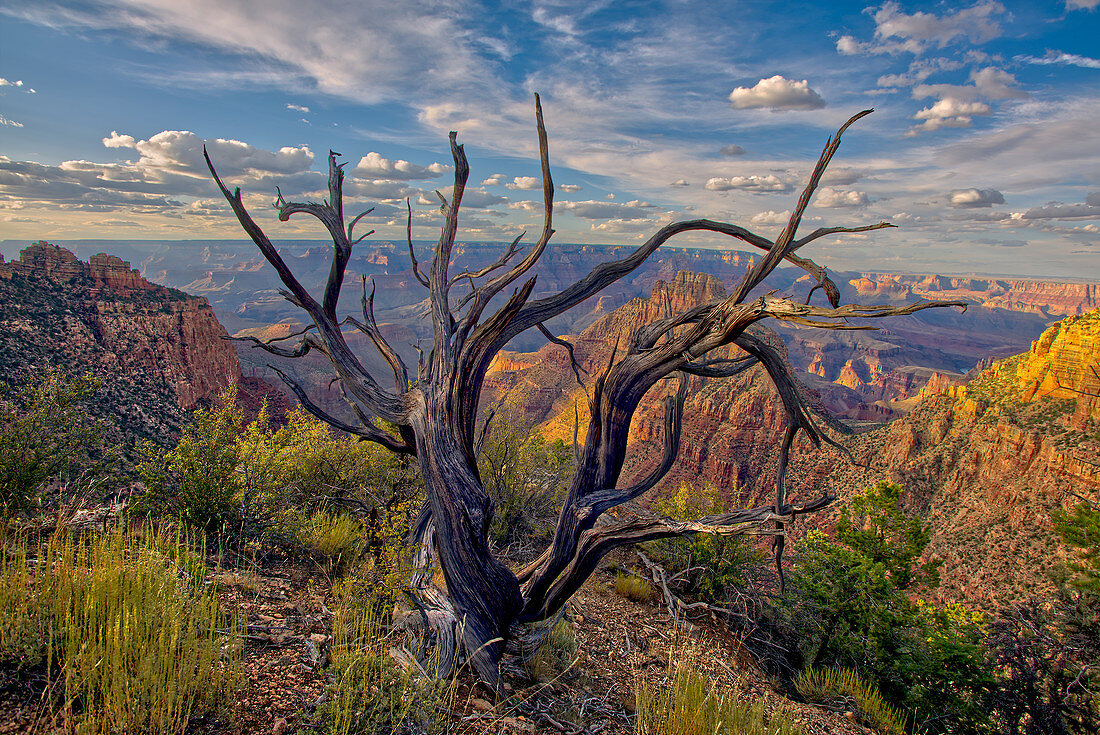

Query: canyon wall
[0,242,242,450]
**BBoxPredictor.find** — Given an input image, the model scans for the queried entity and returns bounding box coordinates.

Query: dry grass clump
[317,585,456,735]
[0,528,239,734]
[616,571,654,602]
[794,666,907,735]
[635,649,802,735]
[302,510,365,578]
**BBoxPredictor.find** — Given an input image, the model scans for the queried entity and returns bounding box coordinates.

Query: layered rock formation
[485,271,837,507]
[811,308,1100,609]
[0,242,241,451]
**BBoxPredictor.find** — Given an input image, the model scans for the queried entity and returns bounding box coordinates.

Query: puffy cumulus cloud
[0,115,24,128]
[102,131,135,148]
[481,173,506,186]
[559,184,582,193]
[341,179,415,200]
[286,103,310,113]
[750,209,791,226]
[591,218,660,235]
[728,76,825,111]
[1021,198,1100,219]
[105,129,314,177]
[556,199,656,220]
[0,78,24,87]
[506,176,541,190]
[947,188,1005,208]
[441,186,507,208]
[909,97,991,133]
[814,187,870,208]
[837,1,1005,56]
[821,168,864,186]
[719,144,746,157]
[913,67,1026,103]
[353,152,448,181]
[704,174,790,193]
[669,179,689,188]
[0,157,191,212]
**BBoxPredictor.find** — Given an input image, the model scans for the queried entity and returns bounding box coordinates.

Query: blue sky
[1,0,1098,277]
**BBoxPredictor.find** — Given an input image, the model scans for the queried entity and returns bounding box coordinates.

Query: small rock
[272,717,287,735]
[469,698,493,712]
[309,633,329,646]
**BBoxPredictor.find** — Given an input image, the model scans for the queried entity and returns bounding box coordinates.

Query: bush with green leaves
[476,409,573,547]
[137,387,422,542]
[649,482,767,605]
[0,367,110,517]
[780,483,993,734]
[985,500,1099,734]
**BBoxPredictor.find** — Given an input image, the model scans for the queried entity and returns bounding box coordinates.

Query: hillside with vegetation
[1,242,1097,733]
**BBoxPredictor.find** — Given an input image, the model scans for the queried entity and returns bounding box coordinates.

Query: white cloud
[481,173,505,186]
[559,183,582,193]
[839,1,1006,56]
[728,76,825,111]
[719,144,746,156]
[913,67,1025,103]
[947,188,1004,208]
[704,174,790,193]
[506,176,541,190]
[750,209,791,226]
[0,115,24,128]
[1017,51,1100,69]
[814,187,870,208]
[1066,0,1099,9]
[0,78,24,87]
[102,131,136,148]
[1021,199,1100,219]
[286,103,310,113]
[556,199,655,220]
[909,97,991,133]
[353,151,448,181]
[669,179,689,188]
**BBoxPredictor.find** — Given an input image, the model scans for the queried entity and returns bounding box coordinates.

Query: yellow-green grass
[0,528,239,734]
[794,666,907,735]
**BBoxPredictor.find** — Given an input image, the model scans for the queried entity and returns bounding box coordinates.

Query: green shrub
[477,409,573,547]
[651,482,767,605]
[616,572,654,602]
[778,482,993,734]
[635,653,802,735]
[527,615,578,680]
[0,528,239,733]
[0,367,110,517]
[794,667,907,735]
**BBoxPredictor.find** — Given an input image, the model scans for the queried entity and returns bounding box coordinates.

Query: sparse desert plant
[318,588,455,735]
[635,651,802,735]
[616,571,654,602]
[0,528,239,734]
[303,510,365,578]
[794,666,907,735]
[526,615,578,680]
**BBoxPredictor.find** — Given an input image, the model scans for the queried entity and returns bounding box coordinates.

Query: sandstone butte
[1,241,241,412]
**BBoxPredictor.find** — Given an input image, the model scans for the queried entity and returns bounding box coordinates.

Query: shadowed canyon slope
[0,242,243,450]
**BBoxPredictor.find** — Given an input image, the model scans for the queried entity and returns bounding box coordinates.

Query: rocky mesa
[0,242,243,450]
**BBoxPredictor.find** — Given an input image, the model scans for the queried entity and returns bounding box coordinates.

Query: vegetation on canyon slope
[1,364,1097,733]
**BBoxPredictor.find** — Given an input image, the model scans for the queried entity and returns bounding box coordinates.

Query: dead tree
[206,97,963,687]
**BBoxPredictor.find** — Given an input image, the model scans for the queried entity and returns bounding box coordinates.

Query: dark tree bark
[206,97,964,687]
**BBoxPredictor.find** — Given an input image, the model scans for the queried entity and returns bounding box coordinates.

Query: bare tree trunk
[205,96,965,687]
